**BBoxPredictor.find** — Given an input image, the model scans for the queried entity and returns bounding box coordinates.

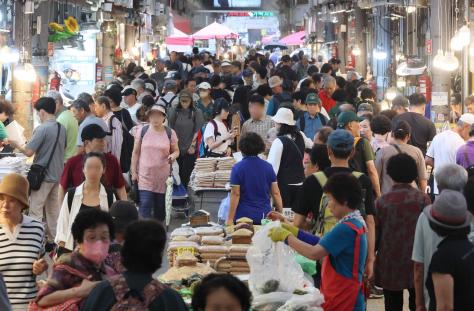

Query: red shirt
[60,153,125,190]
[319,90,336,112]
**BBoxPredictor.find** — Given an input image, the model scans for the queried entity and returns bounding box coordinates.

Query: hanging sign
[425,39,432,56]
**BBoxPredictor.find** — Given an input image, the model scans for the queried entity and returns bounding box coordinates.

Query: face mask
[199,91,208,98]
[81,240,110,265]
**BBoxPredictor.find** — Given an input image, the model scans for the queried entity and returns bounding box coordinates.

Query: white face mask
[199,91,209,98]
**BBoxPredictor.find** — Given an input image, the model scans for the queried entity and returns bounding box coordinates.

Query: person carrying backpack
[130,105,179,221]
[297,93,328,141]
[82,220,187,311]
[156,79,179,108]
[202,98,237,157]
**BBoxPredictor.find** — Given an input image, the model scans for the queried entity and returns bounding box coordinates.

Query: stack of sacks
[229,245,250,275]
[167,241,199,267]
[194,172,215,188]
[216,157,235,171]
[214,170,231,188]
[199,245,229,266]
[195,158,217,172]
[195,226,224,237]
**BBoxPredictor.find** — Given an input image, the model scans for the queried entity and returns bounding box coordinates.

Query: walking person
[93,96,123,162]
[10,97,66,248]
[374,154,431,311]
[131,105,179,221]
[203,98,236,157]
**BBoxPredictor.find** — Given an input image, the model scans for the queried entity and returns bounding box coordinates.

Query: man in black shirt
[293,129,376,278]
[276,55,298,87]
[393,93,436,156]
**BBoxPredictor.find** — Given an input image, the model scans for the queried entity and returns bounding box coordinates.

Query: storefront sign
[227,11,273,17]
[425,39,432,55]
[431,91,448,106]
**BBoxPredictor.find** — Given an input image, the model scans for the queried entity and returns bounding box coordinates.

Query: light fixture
[451,34,464,51]
[352,45,361,56]
[14,62,37,82]
[396,77,406,88]
[373,48,387,60]
[458,25,471,45]
[406,6,417,14]
[385,87,397,101]
[0,47,19,63]
[433,49,446,70]
[443,51,459,71]
[131,47,140,57]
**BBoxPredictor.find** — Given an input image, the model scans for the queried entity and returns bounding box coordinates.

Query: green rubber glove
[281,223,299,236]
[268,226,293,242]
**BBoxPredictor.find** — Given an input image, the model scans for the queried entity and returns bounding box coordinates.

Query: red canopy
[280,31,306,45]
[165,28,193,46]
[193,22,239,40]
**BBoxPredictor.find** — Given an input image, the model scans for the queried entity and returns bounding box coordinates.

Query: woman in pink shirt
[130,105,179,221]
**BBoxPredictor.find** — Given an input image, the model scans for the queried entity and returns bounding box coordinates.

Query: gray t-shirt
[77,115,108,146]
[26,119,66,182]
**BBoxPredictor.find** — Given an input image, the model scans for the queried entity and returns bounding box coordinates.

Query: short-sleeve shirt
[294,167,375,219]
[230,156,277,224]
[60,153,125,190]
[426,130,465,194]
[77,115,108,146]
[57,109,78,161]
[349,137,375,175]
[125,103,142,125]
[196,100,215,122]
[319,219,367,311]
[135,126,178,193]
[204,119,230,154]
[375,143,427,194]
[426,236,474,311]
[0,122,6,140]
[26,119,66,182]
[393,112,436,155]
[456,141,474,169]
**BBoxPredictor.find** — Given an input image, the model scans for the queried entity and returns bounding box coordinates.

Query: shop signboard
[425,39,432,55]
[213,0,261,8]
[431,91,448,106]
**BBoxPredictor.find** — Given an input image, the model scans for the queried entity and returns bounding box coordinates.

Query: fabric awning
[280,31,306,45]
[192,22,239,40]
[165,27,193,46]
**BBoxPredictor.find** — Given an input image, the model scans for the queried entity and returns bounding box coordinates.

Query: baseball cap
[81,124,108,142]
[164,79,177,89]
[268,76,283,88]
[179,90,193,99]
[121,86,137,96]
[221,60,232,67]
[109,200,139,233]
[459,113,474,125]
[327,129,355,152]
[337,111,363,129]
[197,82,211,90]
[148,104,167,117]
[305,93,321,105]
[243,69,253,78]
[357,103,373,113]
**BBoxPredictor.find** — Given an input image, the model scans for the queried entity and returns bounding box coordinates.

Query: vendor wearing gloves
[268,173,368,311]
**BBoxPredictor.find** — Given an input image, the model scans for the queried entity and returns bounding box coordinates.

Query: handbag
[27,264,89,311]
[27,123,61,191]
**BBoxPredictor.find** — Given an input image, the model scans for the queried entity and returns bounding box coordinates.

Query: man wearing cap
[157,79,179,108]
[241,94,274,145]
[46,90,78,161]
[150,58,167,94]
[293,129,376,281]
[122,86,142,125]
[357,103,373,117]
[221,60,232,75]
[427,113,474,195]
[297,93,328,141]
[276,55,298,85]
[319,75,337,112]
[196,82,214,122]
[11,97,66,245]
[266,75,292,116]
[393,93,436,156]
[292,55,310,81]
[59,124,127,203]
[189,54,210,79]
[337,111,381,198]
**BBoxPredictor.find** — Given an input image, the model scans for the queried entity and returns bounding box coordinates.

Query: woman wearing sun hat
[267,107,313,210]
[0,173,48,310]
[424,190,474,311]
[131,105,179,221]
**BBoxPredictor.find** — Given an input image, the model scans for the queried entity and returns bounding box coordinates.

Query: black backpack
[109,112,133,173]
[158,95,178,108]
[67,187,115,211]
[299,112,327,132]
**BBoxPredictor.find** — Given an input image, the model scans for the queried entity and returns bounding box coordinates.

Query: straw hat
[0,173,29,208]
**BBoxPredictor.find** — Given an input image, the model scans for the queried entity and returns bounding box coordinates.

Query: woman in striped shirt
[0,173,47,310]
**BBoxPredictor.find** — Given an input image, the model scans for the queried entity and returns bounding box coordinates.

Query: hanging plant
[48,16,80,42]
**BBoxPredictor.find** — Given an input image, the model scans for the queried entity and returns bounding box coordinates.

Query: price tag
[176,247,195,257]
[283,208,294,221]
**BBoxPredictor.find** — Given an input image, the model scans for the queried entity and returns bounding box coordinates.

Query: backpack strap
[341,221,366,281]
[209,119,221,139]
[165,126,172,141]
[313,171,328,187]
[67,187,76,212]
[354,136,361,147]
[105,188,115,208]
[319,113,327,126]
[140,125,149,140]
[109,274,165,307]
[351,171,364,178]
[391,143,403,154]
[300,114,306,132]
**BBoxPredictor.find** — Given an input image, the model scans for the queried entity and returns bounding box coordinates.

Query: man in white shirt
[425,113,474,195]
[122,86,142,125]
[157,79,180,108]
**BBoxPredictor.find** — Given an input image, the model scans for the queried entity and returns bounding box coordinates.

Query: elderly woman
[131,104,179,221]
[0,174,47,310]
[82,220,187,310]
[269,173,368,311]
[34,209,115,309]
[424,190,474,311]
[226,132,283,225]
[56,152,115,253]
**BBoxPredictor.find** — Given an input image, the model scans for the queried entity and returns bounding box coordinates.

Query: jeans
[138,190,165,222]
[383,288,416,311]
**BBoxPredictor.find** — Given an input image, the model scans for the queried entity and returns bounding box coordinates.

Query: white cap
[268,76,283,88]
[272,108,295,126]
[198,82,211,90]
[221,60,232,67]
[148,104,167,117]
[145,82,155,91]
[460,113,474,125]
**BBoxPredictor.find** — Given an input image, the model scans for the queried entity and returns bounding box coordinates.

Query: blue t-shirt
[297,112,323,141]
[230,156,276,224]
[319,219,367,311]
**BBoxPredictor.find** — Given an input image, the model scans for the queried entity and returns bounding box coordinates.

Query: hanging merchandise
[49,71,61,91]
[48,17,80,42]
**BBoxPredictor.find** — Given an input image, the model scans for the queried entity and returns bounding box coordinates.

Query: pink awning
[280,31,306,45]
[165,27,193,46]
[192,22,239,40]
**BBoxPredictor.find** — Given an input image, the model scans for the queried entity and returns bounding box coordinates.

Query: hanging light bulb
[443,51,459,72]
[352,45,361,56]
[451,34,464,51]
[458,25,471,45]
[406,6,417,14]
[14,62,37,82]
[433,49,446,69]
